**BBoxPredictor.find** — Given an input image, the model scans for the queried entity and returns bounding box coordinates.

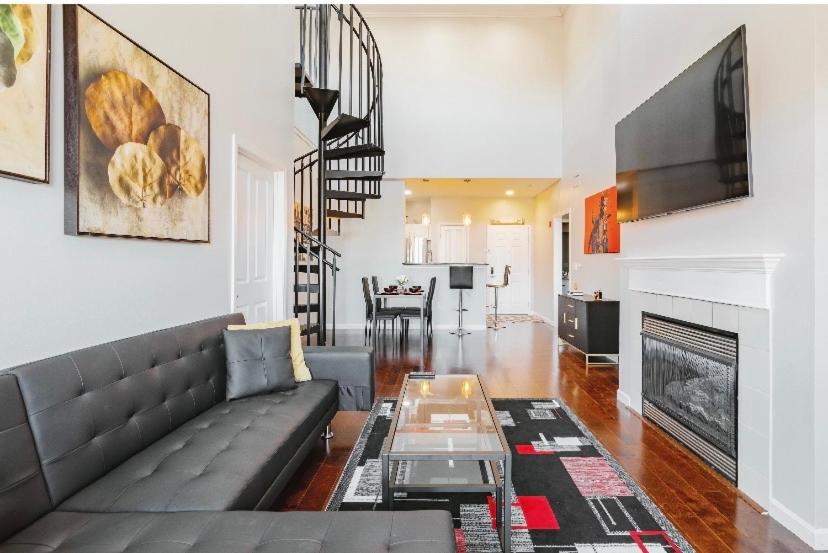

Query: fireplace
[641,312,738,483]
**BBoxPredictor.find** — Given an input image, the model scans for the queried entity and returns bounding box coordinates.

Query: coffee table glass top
[390,375,504,453]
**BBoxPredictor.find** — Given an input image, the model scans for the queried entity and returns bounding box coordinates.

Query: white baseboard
[616,389,632,407]
[530,311,555,326]
[816,528,828,550]
[770,498,826,550]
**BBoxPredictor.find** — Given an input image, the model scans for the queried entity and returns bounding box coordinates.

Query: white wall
[532,185,559,322]
[413,196,536,264]
[0,5,296,369]
[559,4,821,544]
[327,179,407,328]
[366,14,563,179]
[815,9,828,537]
[329,182,488,330]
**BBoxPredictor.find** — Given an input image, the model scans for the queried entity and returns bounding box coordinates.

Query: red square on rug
[516,444,556,455]
[630,530,680,552]
[487,495,560,530]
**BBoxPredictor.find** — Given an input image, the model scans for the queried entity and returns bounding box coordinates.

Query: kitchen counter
[402,262,489,266]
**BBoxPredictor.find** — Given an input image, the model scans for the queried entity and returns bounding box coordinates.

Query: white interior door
[233,152,277,324]
[486,225,531,314]
[439,224,469,263]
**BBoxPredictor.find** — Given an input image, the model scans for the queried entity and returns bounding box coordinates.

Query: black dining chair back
[362,277,373,315]
[426,276,437,316]
[399,276,438,339]
[371,275,382,310]
[363,276,398,344]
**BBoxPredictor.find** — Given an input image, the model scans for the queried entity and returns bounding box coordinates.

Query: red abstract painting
[584,186,620,254]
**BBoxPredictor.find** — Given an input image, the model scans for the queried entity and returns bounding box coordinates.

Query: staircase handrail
[294,225,342,258]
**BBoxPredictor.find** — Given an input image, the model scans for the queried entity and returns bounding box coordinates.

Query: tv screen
[616,26,752,223]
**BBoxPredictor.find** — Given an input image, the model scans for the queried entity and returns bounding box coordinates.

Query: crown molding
[359,5,565,20]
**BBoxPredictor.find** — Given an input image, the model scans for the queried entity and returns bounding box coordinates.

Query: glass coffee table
[381,374,512,552]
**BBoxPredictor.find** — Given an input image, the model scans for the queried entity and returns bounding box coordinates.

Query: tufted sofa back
[0,374,53,542]
[9,314,244,506]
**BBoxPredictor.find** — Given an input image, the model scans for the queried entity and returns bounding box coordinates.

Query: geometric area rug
[326,398,694,553]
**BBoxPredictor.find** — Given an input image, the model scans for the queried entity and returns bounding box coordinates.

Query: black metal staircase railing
[293,4,385,345]
[293,226,340,345]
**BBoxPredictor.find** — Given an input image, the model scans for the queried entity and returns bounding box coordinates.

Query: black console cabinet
[557,294,620,366]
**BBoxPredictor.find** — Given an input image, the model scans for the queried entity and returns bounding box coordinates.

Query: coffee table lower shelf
[381,452,512,551]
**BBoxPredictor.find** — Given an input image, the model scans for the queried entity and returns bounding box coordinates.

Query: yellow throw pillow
[226,319,312,382]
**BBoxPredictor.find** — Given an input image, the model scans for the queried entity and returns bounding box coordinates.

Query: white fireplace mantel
[616,254,784,309]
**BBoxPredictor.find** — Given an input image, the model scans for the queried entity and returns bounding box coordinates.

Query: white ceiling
[405,178,558,199]
[359,4,566,19]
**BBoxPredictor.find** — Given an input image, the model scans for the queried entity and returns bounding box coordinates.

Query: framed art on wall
[63,5,210,242]
[584,186,620,254]
[0,4,50,183]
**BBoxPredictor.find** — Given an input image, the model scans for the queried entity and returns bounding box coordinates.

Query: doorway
[552,211,571,324]
[486,224,531,314]
[439,224,469,263]
[231,140,287,324]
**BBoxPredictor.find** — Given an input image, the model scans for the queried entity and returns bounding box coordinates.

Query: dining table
[373,287,426,370]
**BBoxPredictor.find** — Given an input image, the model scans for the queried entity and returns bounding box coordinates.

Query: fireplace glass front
[641,313,737,482]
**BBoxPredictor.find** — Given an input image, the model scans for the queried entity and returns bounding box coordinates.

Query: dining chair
[399,276,437,339]
[371,275,388,332]
[362,277,399,344]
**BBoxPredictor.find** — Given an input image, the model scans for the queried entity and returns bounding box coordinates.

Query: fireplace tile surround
[617,255,782,510]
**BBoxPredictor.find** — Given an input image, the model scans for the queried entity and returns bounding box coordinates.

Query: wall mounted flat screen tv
[616,26,752,223]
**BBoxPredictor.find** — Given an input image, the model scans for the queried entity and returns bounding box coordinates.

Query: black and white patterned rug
[326,398,694,553]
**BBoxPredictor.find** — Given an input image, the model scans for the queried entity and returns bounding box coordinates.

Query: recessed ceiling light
[404,189,412,196]
[505,189,515,197]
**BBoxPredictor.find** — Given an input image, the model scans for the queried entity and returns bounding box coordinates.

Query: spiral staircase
[294,4,384,345]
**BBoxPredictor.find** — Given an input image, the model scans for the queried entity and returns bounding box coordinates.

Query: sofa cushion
[10,314,244,506]
[0,510,456,553]
[58,380,337,513]
[0,375,52,543]
[227,319,312,382]
[223,326,295,400]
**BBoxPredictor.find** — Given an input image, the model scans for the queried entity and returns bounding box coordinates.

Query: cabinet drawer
[560,313,585,349]
[561,299,577,317]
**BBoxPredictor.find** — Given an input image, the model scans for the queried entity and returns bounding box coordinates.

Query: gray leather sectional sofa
[0,315,456,553]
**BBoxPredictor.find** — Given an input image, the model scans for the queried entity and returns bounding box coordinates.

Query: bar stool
[487,265,511,330]
[449,265,474,336]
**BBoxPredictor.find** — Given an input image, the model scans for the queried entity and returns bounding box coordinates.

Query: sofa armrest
[303,346,374,411]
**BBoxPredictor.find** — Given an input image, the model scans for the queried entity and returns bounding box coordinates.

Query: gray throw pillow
[223,326,296,400]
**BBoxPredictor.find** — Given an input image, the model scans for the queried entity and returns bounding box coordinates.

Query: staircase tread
[294,63,313,97]
[304,87,339,120]
[325,169,384,181]
[325,143,385,160]
[326,189,381,200]
[326,209,364,219]
[321,113,369,141]
[294,283,321,292]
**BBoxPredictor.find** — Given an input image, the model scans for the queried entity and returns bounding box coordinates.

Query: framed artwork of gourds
[63,5,210,242]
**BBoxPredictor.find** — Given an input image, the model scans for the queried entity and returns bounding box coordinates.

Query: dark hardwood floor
[274,322,812,553]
